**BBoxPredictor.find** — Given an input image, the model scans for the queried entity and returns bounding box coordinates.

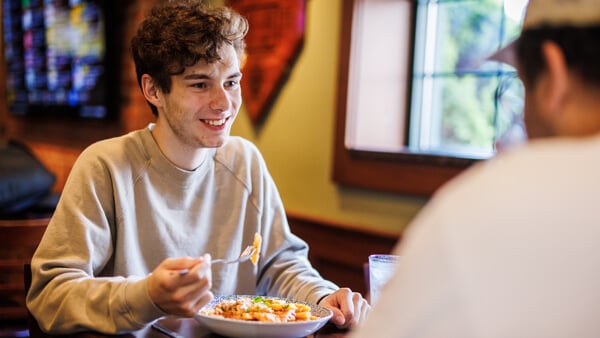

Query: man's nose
[209,87,230,111]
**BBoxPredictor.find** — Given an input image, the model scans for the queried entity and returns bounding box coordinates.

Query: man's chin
[201,137,228,148]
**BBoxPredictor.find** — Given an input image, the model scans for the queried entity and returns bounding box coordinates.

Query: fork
[179,245,256,275]
[211,245,256,265]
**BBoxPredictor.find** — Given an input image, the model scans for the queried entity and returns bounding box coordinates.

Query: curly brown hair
[130,0,248,116]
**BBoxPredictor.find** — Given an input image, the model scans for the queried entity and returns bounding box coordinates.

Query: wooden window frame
[332,0,476,197]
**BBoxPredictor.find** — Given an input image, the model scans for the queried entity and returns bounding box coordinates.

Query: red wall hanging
[227,0,307,126]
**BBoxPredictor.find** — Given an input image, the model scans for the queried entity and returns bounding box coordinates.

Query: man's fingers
[161,256,202,272]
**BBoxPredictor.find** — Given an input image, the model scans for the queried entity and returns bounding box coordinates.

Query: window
[333,0,526,196]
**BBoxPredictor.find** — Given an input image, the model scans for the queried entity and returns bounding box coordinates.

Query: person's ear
[141,74,163,108]
[538,41,569,117]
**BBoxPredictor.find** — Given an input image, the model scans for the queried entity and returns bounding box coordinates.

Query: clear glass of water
[368,254,399,305]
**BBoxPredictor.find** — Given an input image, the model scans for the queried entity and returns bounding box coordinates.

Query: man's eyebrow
[183,72,242,80]
[183,73,210,80]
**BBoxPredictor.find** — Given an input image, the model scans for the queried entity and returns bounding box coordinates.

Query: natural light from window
[344,0,529,159]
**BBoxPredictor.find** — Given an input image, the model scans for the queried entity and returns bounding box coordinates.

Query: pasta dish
[200,296,318,323]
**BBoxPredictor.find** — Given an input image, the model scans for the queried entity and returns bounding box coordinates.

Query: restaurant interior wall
[0,0,424,237]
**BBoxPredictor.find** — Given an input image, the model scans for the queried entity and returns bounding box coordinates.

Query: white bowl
[194,295,333,338]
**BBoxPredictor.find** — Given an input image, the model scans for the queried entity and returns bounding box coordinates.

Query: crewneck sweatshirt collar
[139,124,215,188]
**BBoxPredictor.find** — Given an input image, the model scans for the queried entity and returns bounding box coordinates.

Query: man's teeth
[204,119,226,126]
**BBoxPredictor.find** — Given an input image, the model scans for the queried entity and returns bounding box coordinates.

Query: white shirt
[351,135,600,338]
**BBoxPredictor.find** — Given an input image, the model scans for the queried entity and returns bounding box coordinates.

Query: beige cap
[488,0,600,66]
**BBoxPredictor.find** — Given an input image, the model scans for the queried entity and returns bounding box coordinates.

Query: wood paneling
[0,218,49,323]
[288,213,399,296]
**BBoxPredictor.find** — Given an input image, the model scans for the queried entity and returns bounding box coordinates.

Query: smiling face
[151,44,242,152]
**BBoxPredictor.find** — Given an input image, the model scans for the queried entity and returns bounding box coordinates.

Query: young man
[350,0,600,337]
[27,1,368,334]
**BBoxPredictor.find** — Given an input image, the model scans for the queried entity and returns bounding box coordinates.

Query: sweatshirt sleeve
[26,146,165,334]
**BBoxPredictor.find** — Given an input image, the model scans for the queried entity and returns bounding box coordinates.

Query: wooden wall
[288,213,398,296]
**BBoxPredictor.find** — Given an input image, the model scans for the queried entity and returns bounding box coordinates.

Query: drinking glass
[368,254,399,305]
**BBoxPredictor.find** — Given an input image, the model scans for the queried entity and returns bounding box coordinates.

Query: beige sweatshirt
[27,125,337,334]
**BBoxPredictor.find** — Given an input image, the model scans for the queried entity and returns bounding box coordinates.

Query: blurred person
[26,0,368,334]
[350,0,600,337]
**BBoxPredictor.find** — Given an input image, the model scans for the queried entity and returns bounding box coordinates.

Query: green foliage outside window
[417,0,523,154]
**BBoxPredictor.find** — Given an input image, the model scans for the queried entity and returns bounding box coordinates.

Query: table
[32,317,350,338]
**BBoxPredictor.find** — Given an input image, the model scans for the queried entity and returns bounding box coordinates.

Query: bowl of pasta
[195,295,333,338]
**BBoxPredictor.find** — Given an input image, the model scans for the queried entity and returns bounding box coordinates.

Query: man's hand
[319,288,370,329]
[147,254,213,317]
